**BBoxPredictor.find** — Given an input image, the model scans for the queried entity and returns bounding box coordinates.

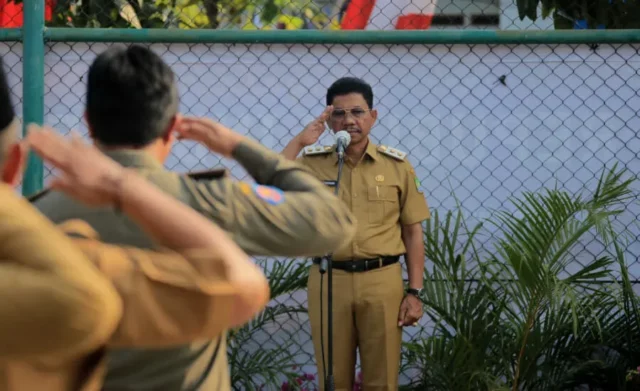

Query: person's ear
[370,109,378,123]
[1,141,26,186]
[163,113,182,143]
[84,111,95,140]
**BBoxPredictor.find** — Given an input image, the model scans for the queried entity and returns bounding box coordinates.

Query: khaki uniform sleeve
[400,161,431,225]
[182,138,356,257]
[60,220,238,348]
[0,189,122,362]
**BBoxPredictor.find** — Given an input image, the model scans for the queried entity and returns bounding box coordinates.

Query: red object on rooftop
[340,0,436,30]
[340,0,376,30]
[0,0,54,28]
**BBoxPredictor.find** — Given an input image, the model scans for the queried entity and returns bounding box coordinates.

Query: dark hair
[0,57,15,131]
[326,77,373,109]
[86,45,178,147]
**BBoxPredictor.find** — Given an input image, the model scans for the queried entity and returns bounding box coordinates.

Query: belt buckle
[363,258,381,271]
[378,257,383,268]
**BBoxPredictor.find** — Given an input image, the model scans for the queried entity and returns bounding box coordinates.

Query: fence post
[21,0,45,196]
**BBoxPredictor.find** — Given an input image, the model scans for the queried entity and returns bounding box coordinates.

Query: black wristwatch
[406,288,423,297]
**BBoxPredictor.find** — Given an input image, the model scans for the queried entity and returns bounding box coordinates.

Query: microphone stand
[319,149,345,391]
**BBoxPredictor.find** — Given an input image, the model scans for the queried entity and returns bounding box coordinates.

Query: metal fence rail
[2,0,640,388]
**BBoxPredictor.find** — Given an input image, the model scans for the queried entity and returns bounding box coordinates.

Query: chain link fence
[1,0,640,389]
[23,40,638,388]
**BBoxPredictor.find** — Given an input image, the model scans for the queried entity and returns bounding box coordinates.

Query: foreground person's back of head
[86,45,179,149]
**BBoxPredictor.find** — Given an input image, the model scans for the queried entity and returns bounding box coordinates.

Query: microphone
[335,131,351,159]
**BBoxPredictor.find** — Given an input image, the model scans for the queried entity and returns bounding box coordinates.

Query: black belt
[312,256,400,273]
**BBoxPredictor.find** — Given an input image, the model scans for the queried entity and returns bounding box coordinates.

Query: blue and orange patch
[251,184,285,205]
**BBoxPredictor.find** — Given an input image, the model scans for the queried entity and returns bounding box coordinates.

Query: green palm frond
[256,258,310,298]
[406,164,637,391]
[227,259,310,389]
[228,338,297,390]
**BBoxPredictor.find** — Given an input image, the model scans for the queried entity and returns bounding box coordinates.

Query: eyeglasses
[330,108,370,121]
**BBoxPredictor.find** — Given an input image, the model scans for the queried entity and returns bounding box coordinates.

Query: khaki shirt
[298,141,430,261]
[0,186,239,391]
[31,138,356,391]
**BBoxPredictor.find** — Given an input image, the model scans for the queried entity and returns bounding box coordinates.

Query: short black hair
[86,45,178,147]
[326,77,373,109]
[0,57,15,131]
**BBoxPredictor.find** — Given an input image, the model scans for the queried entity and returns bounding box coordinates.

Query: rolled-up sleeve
[0,189,122,362]
[60,220,239,348]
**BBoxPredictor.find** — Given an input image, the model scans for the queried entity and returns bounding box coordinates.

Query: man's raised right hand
[293,105,333,148]
[175,116,245,158]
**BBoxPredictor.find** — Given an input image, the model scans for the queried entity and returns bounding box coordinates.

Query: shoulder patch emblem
[252,184,285,205]
[303,145,333,156]
[377,145,406,161]
[410,168,423,193]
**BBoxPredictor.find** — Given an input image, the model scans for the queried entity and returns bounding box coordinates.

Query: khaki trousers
[307,262,404,391]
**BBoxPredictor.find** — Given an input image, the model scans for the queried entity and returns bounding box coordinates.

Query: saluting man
[282,77,430,391]
[32,45,356,391]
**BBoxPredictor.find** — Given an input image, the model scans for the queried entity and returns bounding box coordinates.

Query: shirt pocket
[367,185,399,225]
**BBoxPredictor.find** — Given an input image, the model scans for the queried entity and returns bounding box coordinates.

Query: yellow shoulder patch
[26,188,51,203]
[303,145,333,156]
[377,145,407,161]
[185,168,228,181]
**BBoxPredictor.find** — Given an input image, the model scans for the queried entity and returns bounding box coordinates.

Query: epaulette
[377,145,407,161]
[59,219,100,240]
[303,145,333,156]
[185,168,228,181]
[26,188,51,204]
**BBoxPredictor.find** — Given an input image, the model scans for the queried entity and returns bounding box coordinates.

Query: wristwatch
[406,288,423,297]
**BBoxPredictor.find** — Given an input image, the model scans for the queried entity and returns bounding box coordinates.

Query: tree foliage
[17,0,334,29]
[516,0,640,29]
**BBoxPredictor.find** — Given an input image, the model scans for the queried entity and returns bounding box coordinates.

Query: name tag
[323,180,337,186]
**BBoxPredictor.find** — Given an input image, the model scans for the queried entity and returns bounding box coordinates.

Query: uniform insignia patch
[414,177,422,193]
[375,175,384,182]
[303,145,333,156]
[377,145,406,161]
[252,184,285,205]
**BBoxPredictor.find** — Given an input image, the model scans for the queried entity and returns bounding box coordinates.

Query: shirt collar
[100,148,164,170]
[333,140,379,165]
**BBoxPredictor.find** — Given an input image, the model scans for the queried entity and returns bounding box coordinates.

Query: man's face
[327,93,377,146]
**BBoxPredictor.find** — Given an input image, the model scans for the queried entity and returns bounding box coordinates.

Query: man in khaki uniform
[0,57,270,390]
[33,45,356,391]
[282,77,430,390]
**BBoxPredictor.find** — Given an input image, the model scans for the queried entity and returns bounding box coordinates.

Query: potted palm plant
[401,164,640,390]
